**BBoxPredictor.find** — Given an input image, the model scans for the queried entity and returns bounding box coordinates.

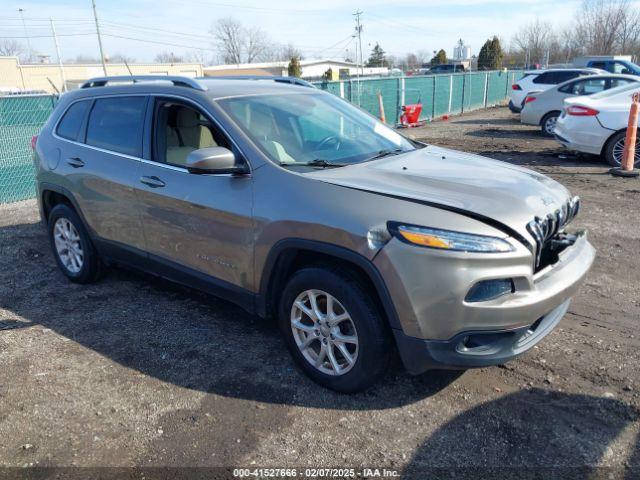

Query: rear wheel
[540,112,560,137]
[279,267,391,393]
[48,204,102,283]
[604,131,640,168]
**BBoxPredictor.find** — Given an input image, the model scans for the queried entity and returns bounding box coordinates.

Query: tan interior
[166,107,217,166]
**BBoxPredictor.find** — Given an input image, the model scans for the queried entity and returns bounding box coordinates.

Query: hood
[307,145,572,242]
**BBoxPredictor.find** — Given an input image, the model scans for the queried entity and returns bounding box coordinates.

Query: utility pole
[91,0,108,75]
[353,10,363,75]
[18,8,32,62]
[50,18,66,93]
[353,9,363,105]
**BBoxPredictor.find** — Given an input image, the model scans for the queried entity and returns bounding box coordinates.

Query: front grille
[527,196,580,272]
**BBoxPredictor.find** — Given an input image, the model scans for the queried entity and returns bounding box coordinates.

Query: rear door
[135,96,254,292]
[55,95,147,252]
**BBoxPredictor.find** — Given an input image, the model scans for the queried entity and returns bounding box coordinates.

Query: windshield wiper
[367,148,405,161]
[281,159,346,168]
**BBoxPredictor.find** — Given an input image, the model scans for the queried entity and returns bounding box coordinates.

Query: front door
[135,97,254,291]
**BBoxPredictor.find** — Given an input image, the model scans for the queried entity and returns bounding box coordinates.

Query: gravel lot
[0,106,638,479]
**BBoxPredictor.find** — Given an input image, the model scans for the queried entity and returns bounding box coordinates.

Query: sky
[1,0,584,64]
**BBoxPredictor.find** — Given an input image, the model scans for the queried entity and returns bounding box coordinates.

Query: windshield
[217,92,416,166]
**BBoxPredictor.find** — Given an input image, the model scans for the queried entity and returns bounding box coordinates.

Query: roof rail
[200,75,315,88]
[80,75,207,91]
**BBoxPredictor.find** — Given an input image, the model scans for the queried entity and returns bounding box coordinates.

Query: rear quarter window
[56,100,90,141]
[86,96,147,157]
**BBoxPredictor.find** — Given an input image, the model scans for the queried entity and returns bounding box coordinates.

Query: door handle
[140,175,166,188]
[66,157,85,168]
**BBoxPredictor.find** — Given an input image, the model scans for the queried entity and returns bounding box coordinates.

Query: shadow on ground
[404,389,640,480]
[0,220,462,411]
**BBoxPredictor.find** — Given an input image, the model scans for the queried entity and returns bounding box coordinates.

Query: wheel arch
[40,183,91,232]
[539,110,562,126]
[257,239,401,330]
[600,127,628,157]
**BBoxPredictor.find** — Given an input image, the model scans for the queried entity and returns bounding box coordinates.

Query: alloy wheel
[544,115,558,135]
[612,137,640,167]
[290,289,359,376]
[53,218,84,274]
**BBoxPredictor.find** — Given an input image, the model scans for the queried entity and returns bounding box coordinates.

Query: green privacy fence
[315,70,521,123]
[0,94,56,204]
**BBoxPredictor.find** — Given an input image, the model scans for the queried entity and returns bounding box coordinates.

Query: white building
[203,59,388,80]
[453,41,471,61]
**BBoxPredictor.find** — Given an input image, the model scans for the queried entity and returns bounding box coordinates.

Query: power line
[0,33,96,39]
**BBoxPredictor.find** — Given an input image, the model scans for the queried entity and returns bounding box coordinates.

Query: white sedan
[554,81,640,167]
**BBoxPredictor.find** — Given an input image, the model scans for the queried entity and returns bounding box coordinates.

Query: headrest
[176,108,200,128]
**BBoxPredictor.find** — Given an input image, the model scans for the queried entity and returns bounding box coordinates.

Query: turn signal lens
[389,223,514,253]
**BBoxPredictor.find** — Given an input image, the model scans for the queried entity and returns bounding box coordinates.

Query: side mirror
[185,147,248,175]
[622,69,631,75]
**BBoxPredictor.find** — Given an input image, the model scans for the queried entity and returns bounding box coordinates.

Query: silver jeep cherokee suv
[34,75,595,392]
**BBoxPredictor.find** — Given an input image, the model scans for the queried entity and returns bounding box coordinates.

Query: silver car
[520,74,638,135]
[33,76,595,392]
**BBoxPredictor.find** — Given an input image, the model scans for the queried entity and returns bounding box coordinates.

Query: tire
[604,130,640,168]
[278,266,391,393]
[540,112,560,137]
[48,203,102,284]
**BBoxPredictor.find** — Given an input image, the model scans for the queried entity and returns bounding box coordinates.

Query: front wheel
[604,130,640,168]
[279,267,391,393]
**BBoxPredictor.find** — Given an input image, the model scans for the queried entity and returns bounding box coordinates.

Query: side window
[153,100,231,167]
[610,78,634,89]
[554,71,580,84]
[86,96,147,157]
[56,100,90,141]
[567,78,606,95]
[558,81,576,93]
[611,62,632,74]
[590,61,607,70]
[533,72,551,84]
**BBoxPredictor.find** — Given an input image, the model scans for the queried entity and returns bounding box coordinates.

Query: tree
[214,17,244,64]
[405,53,419,70]
[154,51,184,63]
[288,56,302,77]
[213,17,272,64]
[430,49,447,66]
[109,53,136,64]
[276,43,303,62]
[366,43,388,67]
[477,37,504,70]
[0,39,24,57]
[511,18,556,66]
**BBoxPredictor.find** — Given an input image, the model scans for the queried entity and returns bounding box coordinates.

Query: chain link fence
[0,71,520,205]
[314,70,521,124]
[0,94,56,204]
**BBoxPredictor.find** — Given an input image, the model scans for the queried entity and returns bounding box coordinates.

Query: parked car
[521,74,639,135]
[33,75,595,392]
[555,81,640,168]
[509,68,604,113]
[424,64,466,75]
[574,55,640,76]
